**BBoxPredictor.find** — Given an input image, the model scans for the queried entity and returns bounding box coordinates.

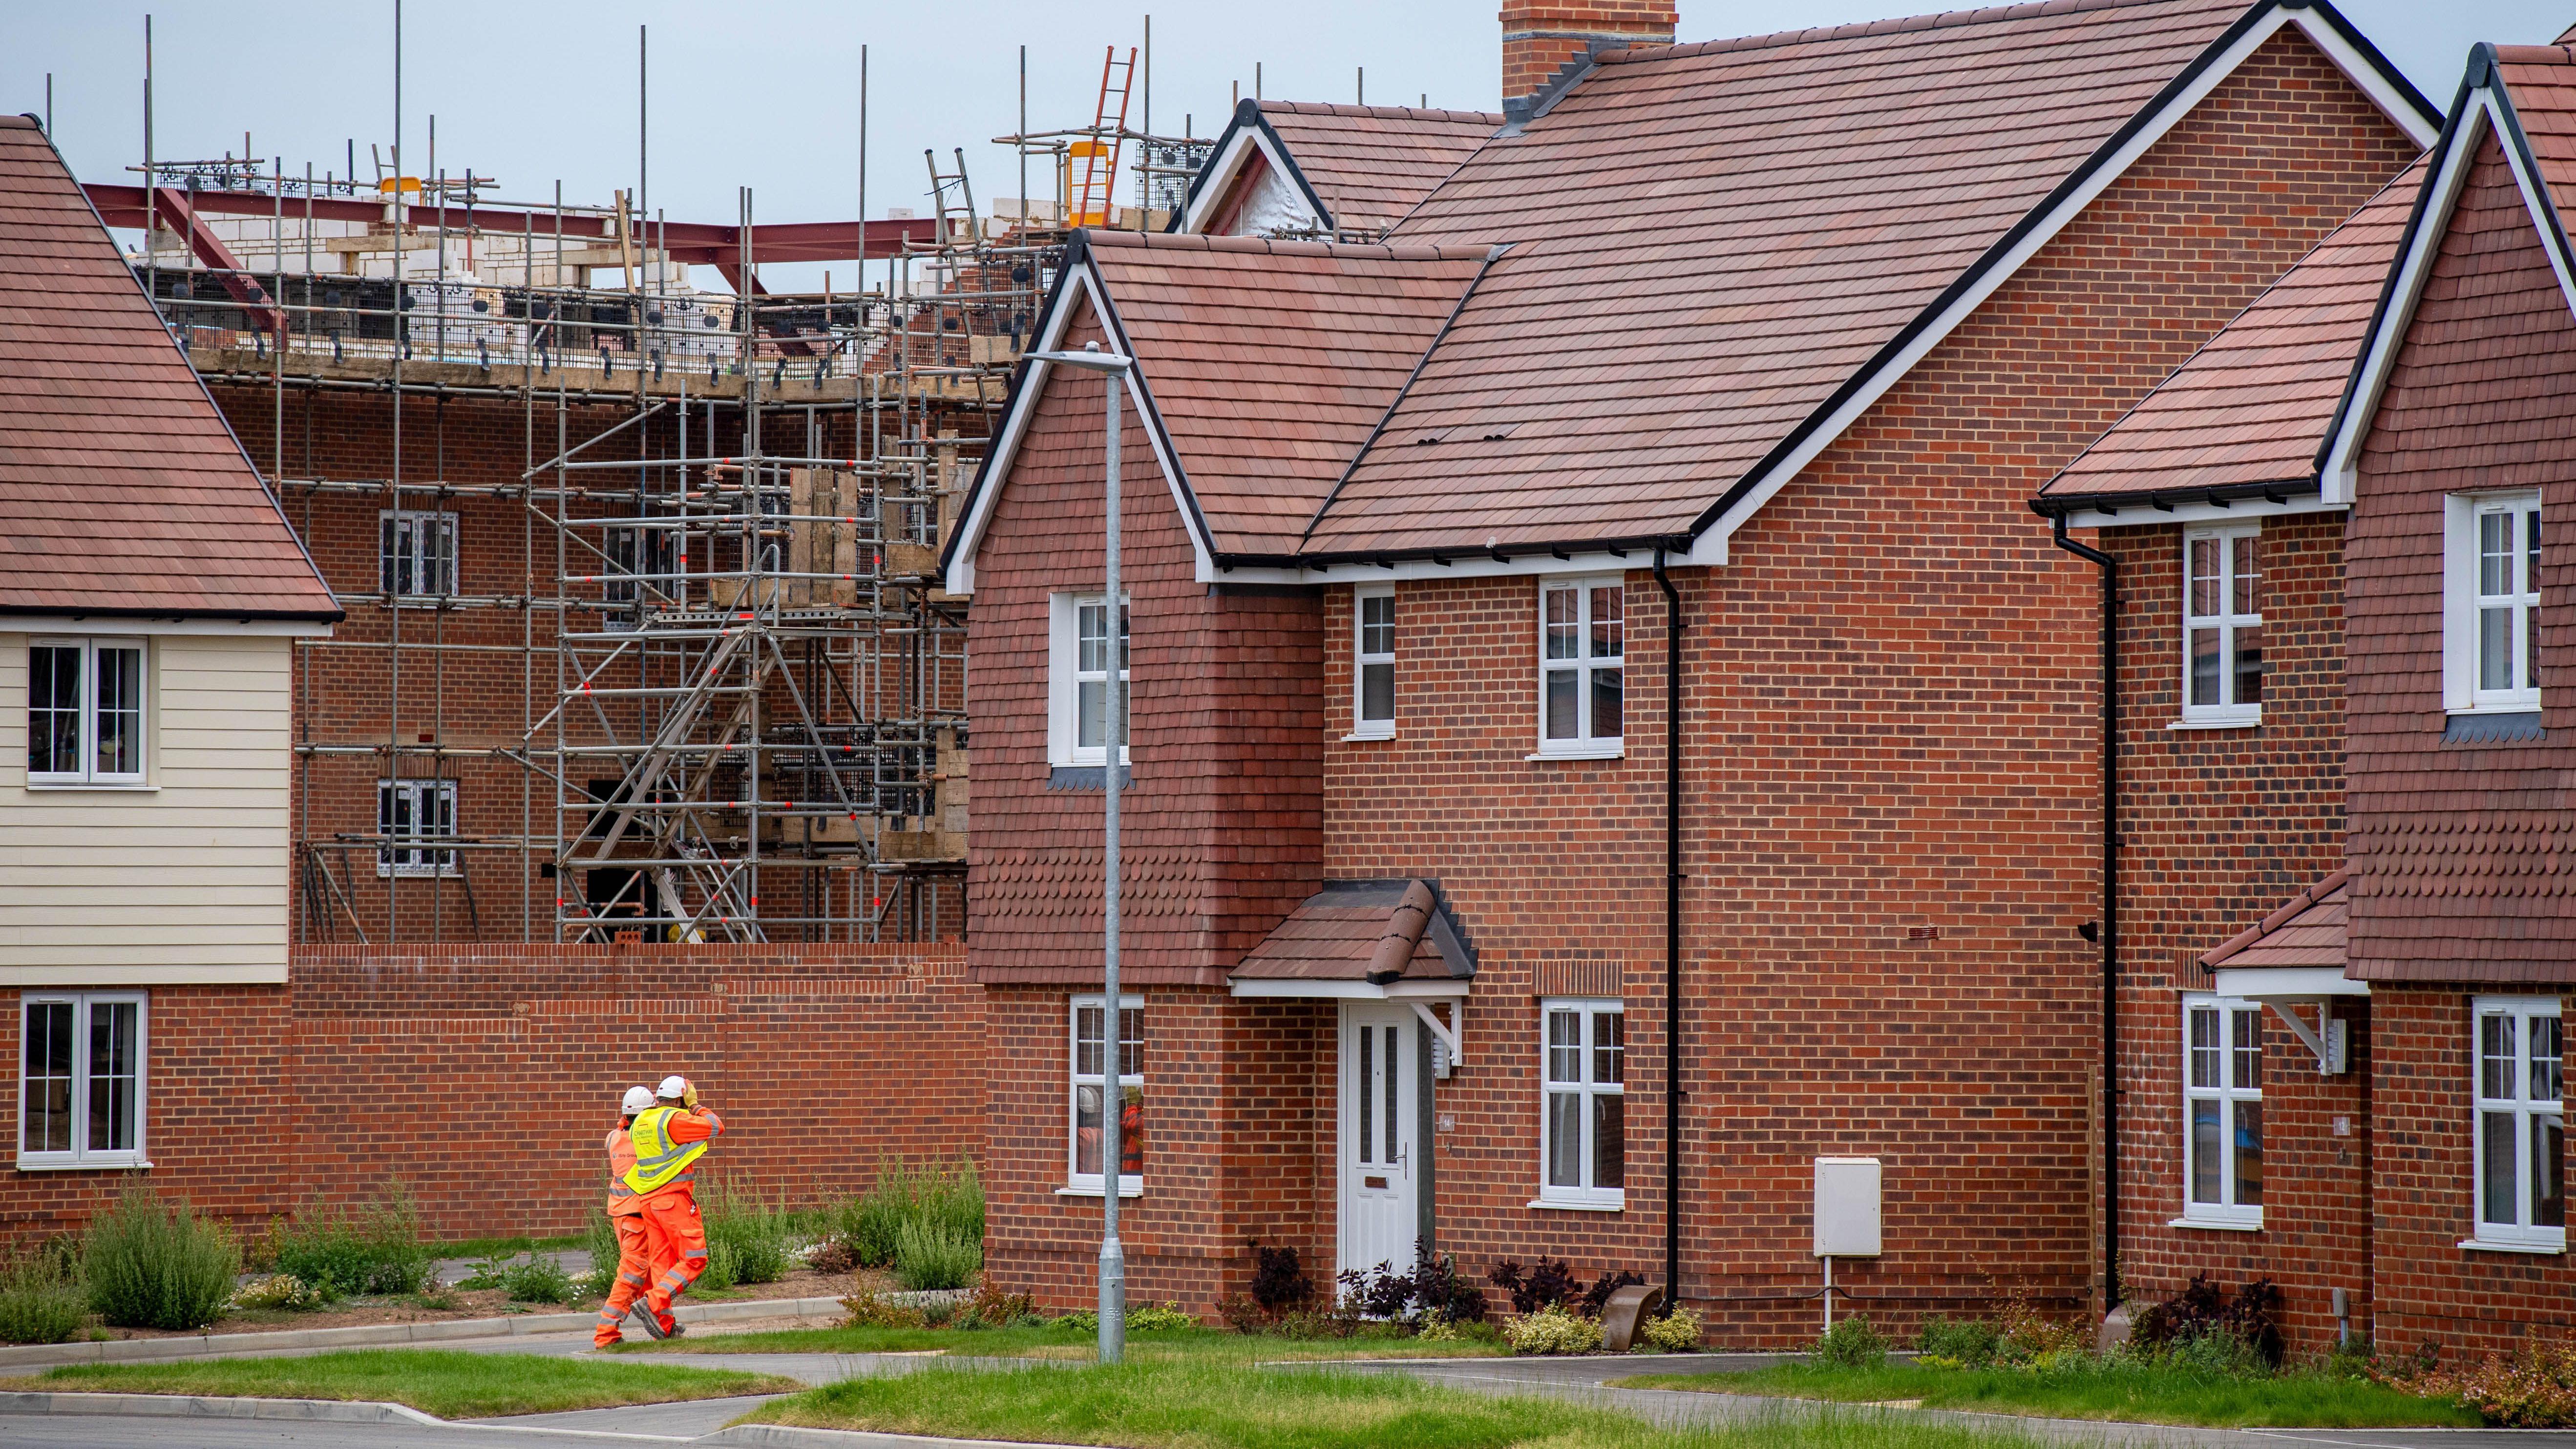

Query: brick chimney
[1500,1,1676,114]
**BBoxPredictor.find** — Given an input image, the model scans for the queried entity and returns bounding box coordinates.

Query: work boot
[662,1314,684,1339]
[629,1302,669,1340]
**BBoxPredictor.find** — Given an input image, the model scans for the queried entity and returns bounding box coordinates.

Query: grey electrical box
[2323,1018,2349,1075]
[1814,1156,1882,1258]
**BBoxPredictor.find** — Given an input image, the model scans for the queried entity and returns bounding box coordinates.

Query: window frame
[1065,993,1144,1196]
[2443,492,2542,714]
[1535,997,1626,1211]
[2179,525,2263,726]
[1047,592,1131,768]
[377,777,460,878]
[2176,993,2265,1230]
[17,990,148,1171]
[379,508,459,602]
[25,637,148,788]
[1535,577,1626,760]
[2469,995,2564,1253]
[1351,585,1395,740]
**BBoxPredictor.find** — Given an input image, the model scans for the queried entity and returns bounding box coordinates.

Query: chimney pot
[1499,1,1677,112]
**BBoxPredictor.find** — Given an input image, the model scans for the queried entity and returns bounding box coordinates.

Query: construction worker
[592,1086,669,1347]
[626,1073,723,1338]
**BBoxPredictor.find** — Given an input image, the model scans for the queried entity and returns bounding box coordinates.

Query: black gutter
[2029,477,2318,522]
[2049,512,2119,1313]
[1227,531,1694,574]
[1653,547,1685,1309]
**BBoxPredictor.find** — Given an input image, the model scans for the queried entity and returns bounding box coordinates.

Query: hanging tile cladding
[967,305,1324,987]
[2099,515,2358,1351]
[1310,6,2378,555]
[0,117,335,617]
[0,943,982,1242]
[1251,103,1503,236]
[2345,132,2576,984]
[2367,987,2575,1358]
[981,987,1335,1313]
[2045,163,2426,501]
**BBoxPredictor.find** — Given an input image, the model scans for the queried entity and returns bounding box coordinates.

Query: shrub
[1814,1313,1890,1369]
[805,1239,857,1275]
[1251,1243,1315,1313]
[1411,1249,1489,1324]
[501,1254,575,1304]
[1339,1259,1415,1321]
[2408,1331,2576,1427]
[1637,1305,1702,1353]
[84,1182,240,1331]
[268,1186,433,1299]
[1505,1303,1603,1356]
[1128,1300,1196,1332]
[961,1282,1038,1329]
[1417,1314,1465,1343]
[1918,1314,2004,1368]
[891,1218,982,1291]
[230,1274,322,1313]
[0,1249,89,1344]
[699,1179,792,1287]
[580,1206,622,1296]
[2129,1273,2283,1368]
[1488,1257,1579,1315]
[838,1289,928,1329]
[840,1158,983,1268]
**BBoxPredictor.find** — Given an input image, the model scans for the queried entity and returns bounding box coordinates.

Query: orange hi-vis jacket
[606,1126,644,1218]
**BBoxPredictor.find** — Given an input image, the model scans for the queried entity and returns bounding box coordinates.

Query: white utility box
[1814,1156,1883,1258]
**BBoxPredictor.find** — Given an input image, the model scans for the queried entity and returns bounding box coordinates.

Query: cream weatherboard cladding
[0,632,296,985]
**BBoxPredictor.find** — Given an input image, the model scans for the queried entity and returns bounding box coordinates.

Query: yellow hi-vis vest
[623,1106,708,1196]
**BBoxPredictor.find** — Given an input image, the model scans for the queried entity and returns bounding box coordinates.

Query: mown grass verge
[1616,1359,2482,1429]
[614,1321,1505,1362]
[745,1359,2048,1449]
[2,1349,799,1420]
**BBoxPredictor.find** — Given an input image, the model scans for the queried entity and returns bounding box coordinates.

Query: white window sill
[1343,729,1396,743]
[1529,1196,1625,1213]
[1056,1182,1144,1198]
[2168,1215,2261,1232]
[2169,714,2259,731]
[23,782,158,793]
[1528,744,1624,762]
[2455,702,2542,716]
[377,871,465,880]
[2459,1235,2566,1255]
[16,1157,151,1173]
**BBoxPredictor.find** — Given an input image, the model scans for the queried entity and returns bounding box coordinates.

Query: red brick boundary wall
[1,943,983,1242]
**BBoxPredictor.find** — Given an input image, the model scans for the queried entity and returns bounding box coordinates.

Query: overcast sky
[6,0,2567,293]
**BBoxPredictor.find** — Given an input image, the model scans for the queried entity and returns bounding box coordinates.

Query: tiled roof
[2493,46,2576,224]
[0,116,337,619]
[1253,102,1502,236]
[2201,869,2347,970]
[2039,158,2427,506]
[1086,231,1491,558]
[1301,0,2263,556]
[1229,879,1474,983]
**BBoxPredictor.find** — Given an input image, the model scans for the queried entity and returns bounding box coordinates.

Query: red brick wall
[1500,1,1677,102]
[2102,513,2366,1349]
[0,943,983,1242]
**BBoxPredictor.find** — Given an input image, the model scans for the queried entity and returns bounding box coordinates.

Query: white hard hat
[657,1075,692,1100]
[621,1086,657,1114]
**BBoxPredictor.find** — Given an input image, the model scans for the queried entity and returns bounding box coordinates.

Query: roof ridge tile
[1633,0,2187,65]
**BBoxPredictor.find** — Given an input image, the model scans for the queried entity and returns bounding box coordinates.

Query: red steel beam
[150,186,286,338]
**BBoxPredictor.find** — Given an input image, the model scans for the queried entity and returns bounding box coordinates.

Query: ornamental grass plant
[84,1181,238,1331]
[267,1183,434,1300]
[0,1245,88,1344]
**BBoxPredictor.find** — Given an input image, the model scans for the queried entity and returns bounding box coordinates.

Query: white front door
[1338,1003,1420,1280]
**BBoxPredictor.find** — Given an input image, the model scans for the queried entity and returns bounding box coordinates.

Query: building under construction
[88,47,1207,944]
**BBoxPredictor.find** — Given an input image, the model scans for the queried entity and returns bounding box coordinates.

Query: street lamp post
[1029,340,1136,1365]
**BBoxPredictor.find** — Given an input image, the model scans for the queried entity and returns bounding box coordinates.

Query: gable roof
[2033,156,2428,522]
[1173,99,1502,239]
[1228,879,1477,987]
[0,116,338,620]
[2321,44,2576,500]
[2202,869,2349,970]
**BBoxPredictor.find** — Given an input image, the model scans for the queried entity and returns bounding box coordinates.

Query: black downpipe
[1654,550,1686,1305]
[2050,512,2119,1311]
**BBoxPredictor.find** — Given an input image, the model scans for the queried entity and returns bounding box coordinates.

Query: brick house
[944,0,2433,1340]
[2034,38,2576,1359]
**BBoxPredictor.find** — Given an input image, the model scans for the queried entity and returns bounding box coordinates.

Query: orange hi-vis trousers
[593,1211,672,1345]
[640,1186,710,1317]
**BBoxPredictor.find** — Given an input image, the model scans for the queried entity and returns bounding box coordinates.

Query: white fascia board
[2321,97,2492,504]
[2211,965,2370,1001]
[1692,4,2422,564]
[942,262,1218,596]
[0,616,330,637]
[1228,975,1470,1000]
[1177,126,1327,236]
[2487,90,2576,329]
[2059,494,2346,531]
[1222,543,1709,588]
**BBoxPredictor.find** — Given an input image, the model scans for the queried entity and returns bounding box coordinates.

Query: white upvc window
[2182,527,2262,724]
[379,508,458,600]
[2443,492,2541,713]
[1538,999,1624,1209]
[377,777,459,877]
[1067,994,1143,1194]
[1047,592,1130,768]
[2180,995,2263,1228]
[1352,586,1395,739]
[25,638,146,786]
[2470,996,2563,1252]
[18,992,147,1170]
[1538,578,1623,758]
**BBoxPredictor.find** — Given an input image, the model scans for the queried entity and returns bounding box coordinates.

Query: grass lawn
[749,1359,2048,1449]
[1616,1360,2483,1430]
[614,1322,1509,1362]
[0,1349,800,1420]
